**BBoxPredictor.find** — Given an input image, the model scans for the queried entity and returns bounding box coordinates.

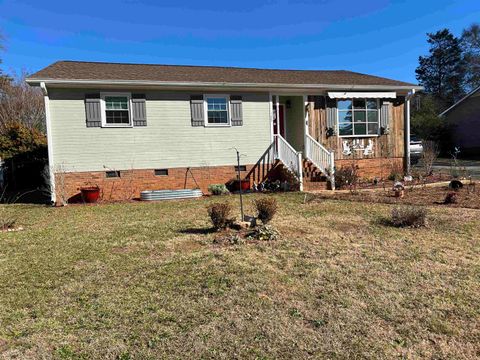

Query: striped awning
[328,91,396,99]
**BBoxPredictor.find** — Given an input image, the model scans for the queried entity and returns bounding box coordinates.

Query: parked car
[410,134,423,164]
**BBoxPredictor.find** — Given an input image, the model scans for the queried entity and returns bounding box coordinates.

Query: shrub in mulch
[335,163,360,190]
[254,197,278,224]
[247,225,280,241]
[391,206,427,228]
[209,198,280,246]
[444,192,458,204]
[207,202,234,230]
[449,180,463,191]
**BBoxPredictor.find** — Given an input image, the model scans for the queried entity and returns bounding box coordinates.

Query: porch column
[275,95,280,137]
[303,95,309,157]
[405,89,415,174]
[269,93,274,143]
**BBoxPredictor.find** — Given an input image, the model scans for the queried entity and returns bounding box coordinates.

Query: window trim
[337,98,380,138]
[100,92,133,128]
[204,94,231,127]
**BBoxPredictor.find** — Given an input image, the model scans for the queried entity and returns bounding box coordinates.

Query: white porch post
[405,89,415,175]
[41,82,56,205]
[303,95,309,158]
[269,92,274,144]
[275,95,280,137]
[297,151,303,192]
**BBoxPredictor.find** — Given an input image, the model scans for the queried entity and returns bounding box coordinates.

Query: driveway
[413,158,480,179]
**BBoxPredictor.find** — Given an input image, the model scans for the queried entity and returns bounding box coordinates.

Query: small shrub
[391,206,427,228]
[254,197,278,224]
[207,202,233,230]
[388,171,402,181]
[449,179,463,191]
[208,184,229,195]
[335,164,359,189]
[248,225,280,241]
[422,141,439,176]
[444,192,458,204]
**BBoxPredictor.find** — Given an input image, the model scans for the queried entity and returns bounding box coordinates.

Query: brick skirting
[55,164,257,203]
[55,158,405,203]
[335,157,404,179]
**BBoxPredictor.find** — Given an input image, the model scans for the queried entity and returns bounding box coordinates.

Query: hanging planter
[80,186,100,203]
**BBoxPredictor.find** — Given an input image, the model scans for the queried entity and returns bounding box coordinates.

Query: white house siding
[48,89,271,172]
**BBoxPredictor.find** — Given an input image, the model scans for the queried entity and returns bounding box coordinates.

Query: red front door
[273,104,285,138]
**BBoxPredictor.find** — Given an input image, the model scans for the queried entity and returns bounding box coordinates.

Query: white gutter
[26,77,423,92]
[40,82,56,205]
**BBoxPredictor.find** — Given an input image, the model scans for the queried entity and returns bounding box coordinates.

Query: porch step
[302,158,331,191]
[302,159,328,181]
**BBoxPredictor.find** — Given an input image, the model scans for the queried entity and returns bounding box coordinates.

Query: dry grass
[0,193,479,359]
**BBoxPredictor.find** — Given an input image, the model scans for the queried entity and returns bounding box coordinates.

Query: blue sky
[0,0,479,83]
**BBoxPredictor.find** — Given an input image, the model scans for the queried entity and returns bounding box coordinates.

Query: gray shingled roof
[27,60,420,88]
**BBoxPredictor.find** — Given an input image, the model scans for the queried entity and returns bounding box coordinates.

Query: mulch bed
[312,183,480,210]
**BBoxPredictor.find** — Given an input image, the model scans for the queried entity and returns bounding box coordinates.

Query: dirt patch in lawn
[312,184,480,209]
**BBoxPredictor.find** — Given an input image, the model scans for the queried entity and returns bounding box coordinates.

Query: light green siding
[281,96,304,152]
[48,89,271,172]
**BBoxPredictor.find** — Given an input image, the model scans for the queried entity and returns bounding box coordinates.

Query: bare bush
[254,197,278,224]
[421,141,439,176]
[391,206,427,228]
[207,202,234,230]
[335,163,360,190]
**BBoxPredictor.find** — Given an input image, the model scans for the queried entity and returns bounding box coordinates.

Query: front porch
[271,94,336,190]
[268,90,410,191]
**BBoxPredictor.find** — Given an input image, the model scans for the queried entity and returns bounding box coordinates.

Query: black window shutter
[85,93,101,127]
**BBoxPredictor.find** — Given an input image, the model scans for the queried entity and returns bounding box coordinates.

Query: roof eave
[26,77,422,92]
[439,84,480,116]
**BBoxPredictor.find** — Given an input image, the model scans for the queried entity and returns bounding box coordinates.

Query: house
[440,85,480,157]
[26,61,421,204]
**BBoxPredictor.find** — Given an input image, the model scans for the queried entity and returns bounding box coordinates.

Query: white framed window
[100,92,132,127]
[337,98,379,137]
[204,94,230,126]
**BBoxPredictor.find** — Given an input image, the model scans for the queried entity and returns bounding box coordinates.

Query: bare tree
[0,71,45,132]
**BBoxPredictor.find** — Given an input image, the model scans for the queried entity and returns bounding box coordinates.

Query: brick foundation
[55,164,259,203]
[336,157,404,179]
[55,158,405,203]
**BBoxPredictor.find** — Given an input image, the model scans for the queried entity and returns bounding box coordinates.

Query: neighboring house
[440,85,480,157]
[26,61,421,204]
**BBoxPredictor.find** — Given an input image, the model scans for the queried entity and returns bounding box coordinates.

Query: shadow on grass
[179,227,217,235]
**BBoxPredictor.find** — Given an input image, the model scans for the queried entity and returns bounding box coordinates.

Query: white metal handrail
[274,134,303,189]
[305,134,335,190]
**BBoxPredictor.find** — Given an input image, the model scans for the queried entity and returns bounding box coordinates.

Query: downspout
[405,89,415,175]
[41,82,56,205]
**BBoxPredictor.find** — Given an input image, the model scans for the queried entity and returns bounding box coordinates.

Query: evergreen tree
[461,23,480,93]
[415,29,465,108]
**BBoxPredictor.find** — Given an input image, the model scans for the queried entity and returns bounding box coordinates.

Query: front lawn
[0,193,479,358]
